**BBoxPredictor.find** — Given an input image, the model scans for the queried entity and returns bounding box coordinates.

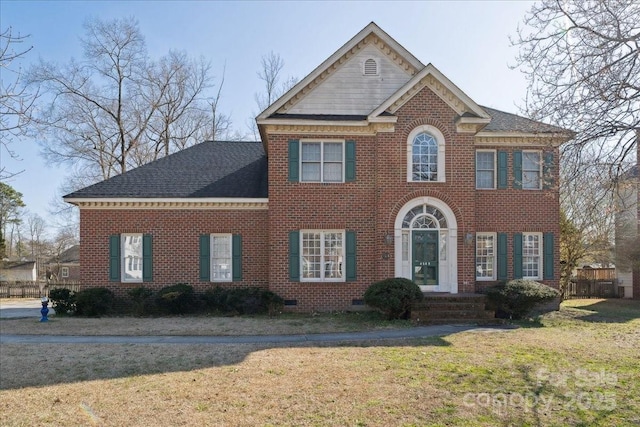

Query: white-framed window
[61,267,69,278]
[523,232,542,279]
[301,141,344,183]
[301,230,344,282]
[122,234,143,282]
[407,125,446,182]
[210,234,232,281]
[363,58,378,76]
[476,150,496,189]
[523,151,542,190]
[476,233,496,280]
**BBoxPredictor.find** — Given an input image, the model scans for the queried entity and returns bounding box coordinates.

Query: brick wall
[80,209,269,298]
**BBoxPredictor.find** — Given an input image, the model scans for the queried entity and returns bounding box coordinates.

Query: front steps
[411,293,501,325]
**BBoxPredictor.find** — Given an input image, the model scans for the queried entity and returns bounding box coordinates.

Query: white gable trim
[256,22,423,122]
[369,63,491,121]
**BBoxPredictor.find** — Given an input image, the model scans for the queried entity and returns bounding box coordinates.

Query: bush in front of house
[49,288,76,316]
[128,286,154,316]
[156,283,196,314]
[363,278,423,320]
[74,287,115,317]
[485,279,560,320]
[202,286,284,315]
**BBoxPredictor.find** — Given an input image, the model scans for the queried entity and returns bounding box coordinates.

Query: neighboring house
[614,142,639,299]
[45,245,81,282]
[64,23,571,311]
[0,260,37,282]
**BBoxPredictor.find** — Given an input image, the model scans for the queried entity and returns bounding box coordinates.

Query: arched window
[407,125,446,182]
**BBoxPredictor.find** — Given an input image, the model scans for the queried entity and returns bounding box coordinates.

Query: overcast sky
[1,0,534,233]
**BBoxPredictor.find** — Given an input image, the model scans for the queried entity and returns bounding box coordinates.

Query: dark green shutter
[232,235,242,282]
[288,139,299,182]
[543,152,554,190]
[345,231,356,281]
[199,235,210,281]
[345,140,356,182]
[109,235,121,282]
[142,234,153,282]
[497,233,508,280]
[289,231,300,281]
[543,233,554,280]
[497,151,508,189]
[513,151,522,189]
[513,233,523,279]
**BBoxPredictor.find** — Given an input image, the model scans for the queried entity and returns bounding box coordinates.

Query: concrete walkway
[0,298,511,345]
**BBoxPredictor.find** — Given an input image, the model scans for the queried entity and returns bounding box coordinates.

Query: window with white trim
[301,230,344,282]
[476,150,496,189]
[301,141,344,183]
[407,125,446,182]
[211,234,232,281]
[61,267,69,278]
[122,234,143,282]
[523,151,542,189]
[476,233,496,280]
[523,232,542,279]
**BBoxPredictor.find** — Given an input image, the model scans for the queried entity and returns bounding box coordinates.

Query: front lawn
[0,299,638,426]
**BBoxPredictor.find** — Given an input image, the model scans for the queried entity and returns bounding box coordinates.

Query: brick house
[64,23,571,311]
[44,245,81,282]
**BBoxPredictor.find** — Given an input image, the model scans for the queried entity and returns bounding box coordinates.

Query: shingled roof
[64,141,268,199]
[480,106,569,134]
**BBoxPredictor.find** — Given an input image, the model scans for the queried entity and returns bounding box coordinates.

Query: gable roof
[64,141,267,200]
[46,245,80,265]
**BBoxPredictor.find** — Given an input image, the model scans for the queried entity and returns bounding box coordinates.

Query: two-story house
[64,23,571,311]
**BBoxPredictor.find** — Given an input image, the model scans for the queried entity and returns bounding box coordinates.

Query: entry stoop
[411,293,501,325]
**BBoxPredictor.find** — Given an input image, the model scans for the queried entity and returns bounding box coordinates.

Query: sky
[1,0,534,234]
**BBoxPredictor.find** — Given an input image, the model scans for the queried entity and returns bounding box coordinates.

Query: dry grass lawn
[1,299,639,426]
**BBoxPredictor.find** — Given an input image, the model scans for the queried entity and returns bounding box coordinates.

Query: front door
[412,230,438,286]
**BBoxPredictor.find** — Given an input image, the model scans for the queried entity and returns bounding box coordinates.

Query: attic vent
[363,58,378,76]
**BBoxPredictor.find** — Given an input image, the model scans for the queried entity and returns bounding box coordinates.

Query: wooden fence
[0,281,82,298]
[565,268,621,298]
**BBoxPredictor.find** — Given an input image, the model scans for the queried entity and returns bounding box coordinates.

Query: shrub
[75,287,115,317]
[128,286,153,316]
[363,278,423,320]
[202,286,284,315]
[49,288,76,315]
[156,283,196,314]
[485,279,560,319]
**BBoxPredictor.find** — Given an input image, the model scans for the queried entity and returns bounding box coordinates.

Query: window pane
[523,171,540,189]
[324,232,343,279]
[302,143,321,161]
[523,152,539,169]
[122,234,143,280]
[323,143,343,162]
[301,163,321,182]
[302,232,321,279]
[323,162,343,182]
[477,171,494,189]
[476,234,495,279]
[211,235,231,280]
[412,133,438,181]
[523,234,540,278]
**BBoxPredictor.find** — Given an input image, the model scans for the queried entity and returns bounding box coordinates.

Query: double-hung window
[61,267,69,279]
[522,151,542,189]
[199,234,242,282]
[301,141,344,182]
[476,151,496,189]
[475,233,496,280]
[522,232,542,279]
[110,233,152,283]
[301,230,344,281]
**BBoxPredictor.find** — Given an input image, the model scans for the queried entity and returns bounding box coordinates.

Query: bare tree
[28,17,222,186]
[250,51,298,139]
[513,0,639,183]
[0,27,39,179]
